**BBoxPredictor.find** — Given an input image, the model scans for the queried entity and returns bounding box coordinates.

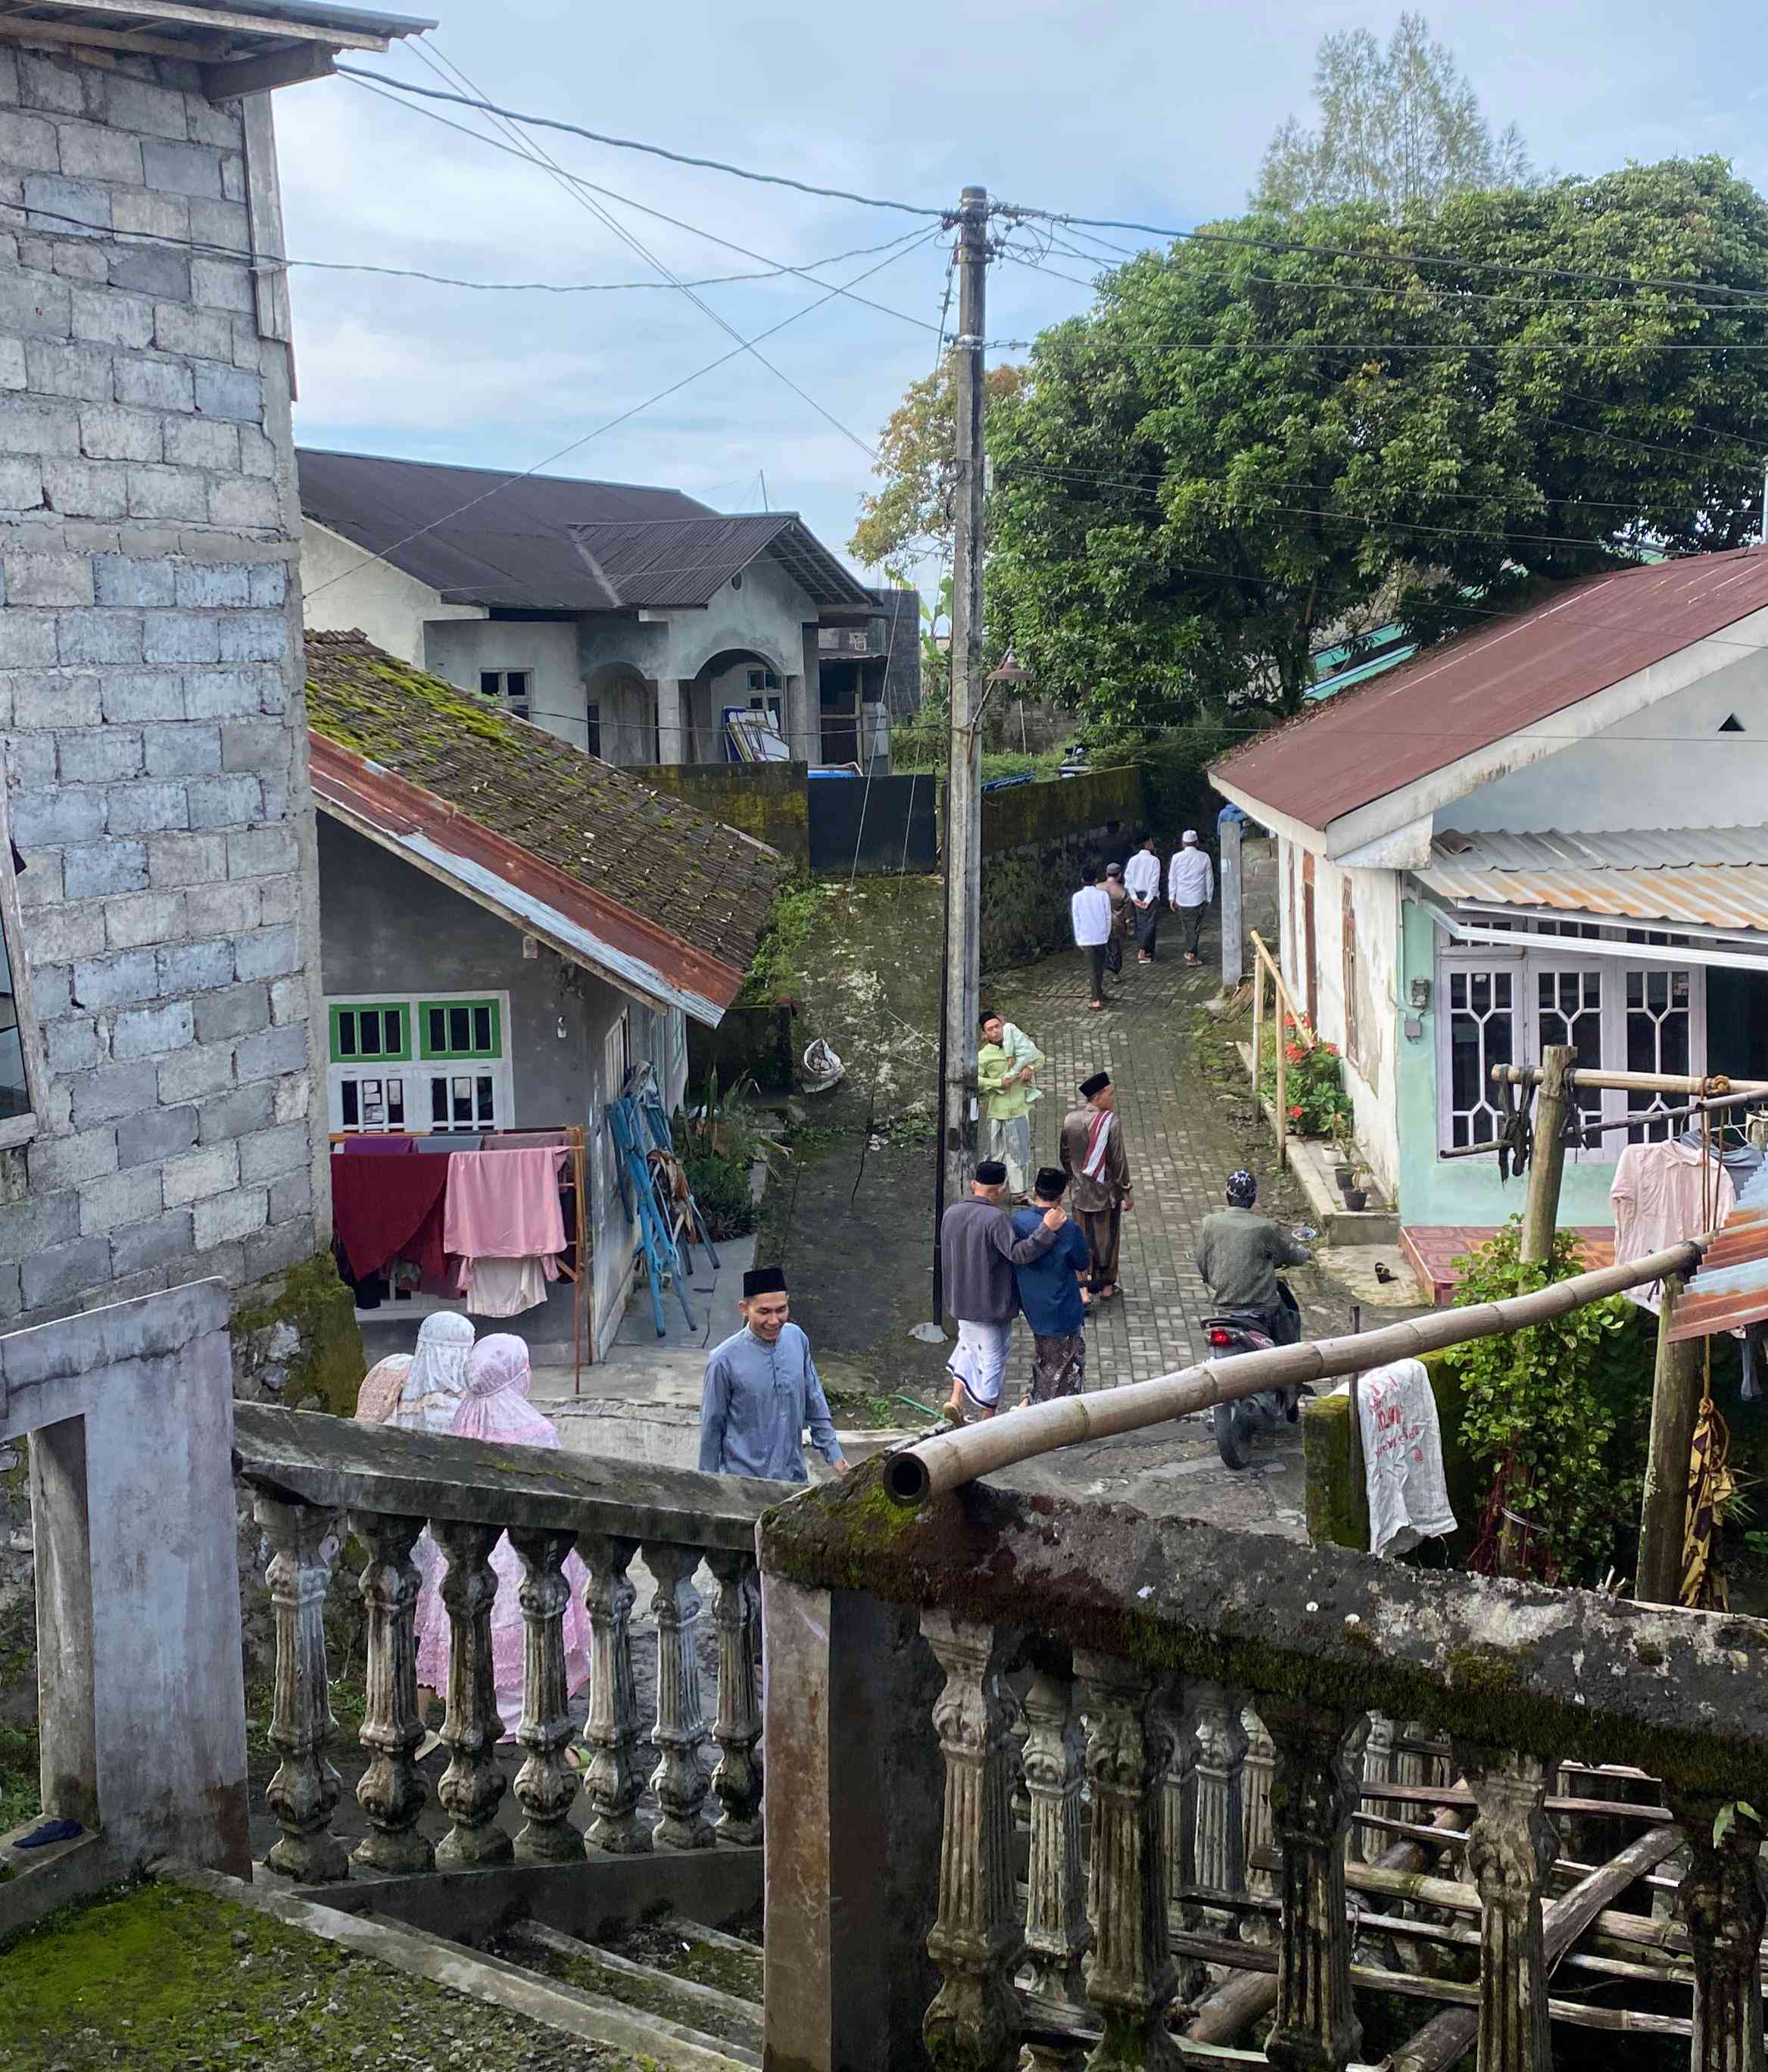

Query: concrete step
[639,1914,766,2004]
[502,1917,764,2061]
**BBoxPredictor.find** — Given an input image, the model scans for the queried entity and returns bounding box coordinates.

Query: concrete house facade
[1211,549,1768,1288]
[0,0,426,1329]
[297,447,915,771]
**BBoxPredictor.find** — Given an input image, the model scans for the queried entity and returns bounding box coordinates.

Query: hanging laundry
[1352,1359,1458,1558]
[1611,1138,1737,1313]
[443,1146,567,1260]
[331,1147,451,1287]
[460,1254,556,1318]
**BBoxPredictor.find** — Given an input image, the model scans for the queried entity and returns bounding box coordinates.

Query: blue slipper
[13,1818,83,1849]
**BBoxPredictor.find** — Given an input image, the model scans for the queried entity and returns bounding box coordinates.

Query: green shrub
[1258,1017,1352,1138]
[684,1150,757,1241]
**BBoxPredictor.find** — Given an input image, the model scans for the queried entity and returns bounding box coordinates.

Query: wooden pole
[1275,987,1289,1161]
[1636,1275,1705,1606]
[1251,946,1266,1115]
[1520,1044,1576,1266]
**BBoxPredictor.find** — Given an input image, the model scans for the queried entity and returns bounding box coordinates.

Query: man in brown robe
[1059,1069,1133,1300]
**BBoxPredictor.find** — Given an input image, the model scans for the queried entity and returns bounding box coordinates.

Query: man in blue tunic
[698,1265,849,1483]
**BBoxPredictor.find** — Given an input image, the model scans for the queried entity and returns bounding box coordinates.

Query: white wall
[1275,836,1403,1197]
[298,520,483,662]
[424,617,588,749]
[1445,657,1768,832]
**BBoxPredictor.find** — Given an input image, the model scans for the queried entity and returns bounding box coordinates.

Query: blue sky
[276,0,1768,582]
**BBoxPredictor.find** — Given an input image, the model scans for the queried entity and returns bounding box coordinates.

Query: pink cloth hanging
[1611,1140,1737,1313]
[413,1334,590,1736]
[443,1147,567,1260]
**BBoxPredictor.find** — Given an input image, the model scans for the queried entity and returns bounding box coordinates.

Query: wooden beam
[5,0,391,52]
[203,42,333,100]
[0,17,200,60]
[1638,1272,1706,1605]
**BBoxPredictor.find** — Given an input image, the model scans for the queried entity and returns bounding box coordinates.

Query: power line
[299,227,940,607]
[336,64,951,220]
[400,41,880,462]
[342,74,948,342]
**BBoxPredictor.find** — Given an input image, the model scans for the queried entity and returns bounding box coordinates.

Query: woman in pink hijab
[413,1334,591,1739]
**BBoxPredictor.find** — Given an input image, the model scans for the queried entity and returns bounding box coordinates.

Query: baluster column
[1241,1702,1277,1937]
[578,1533,649,1852]
[1076,1651,1182,2072]
[1355,1712,1395,1865]
[256,1495,349,1883]
[1669,1790,1768,2072]
[1021,1664,1090,2004]
[351,1511,432,1875]
[1193,1681,1249,1928]
[1162,1683,1208,2003]
[1458,1746,1554,2072]
[647,1543,714,1849]
[706,1549,764,1846]
[510,1527,585,1864]
[922,1612,1024,2072]
[1263,1699,1362,2072]
[433,1518,512,1868]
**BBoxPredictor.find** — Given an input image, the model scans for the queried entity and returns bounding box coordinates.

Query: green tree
[849,354,1028,570]
[1257,13,1533,213]
[985,158,1768,729]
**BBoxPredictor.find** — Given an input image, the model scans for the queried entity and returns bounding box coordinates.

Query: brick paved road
[984,922,1359,1536]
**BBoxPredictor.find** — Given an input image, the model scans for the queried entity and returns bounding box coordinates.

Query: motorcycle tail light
[1207,1328,1236,1348]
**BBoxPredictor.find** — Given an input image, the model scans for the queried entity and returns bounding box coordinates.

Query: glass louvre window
[1626,968,1694,1142]
[340,1076,406,1130]
[421,999,500,1061]
[429,1072,498,1131]
[1447,968,1515,1147]
[1537,968,1604,1147]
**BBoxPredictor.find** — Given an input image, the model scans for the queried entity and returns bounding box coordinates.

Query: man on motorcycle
[1195,1171,1311,1346]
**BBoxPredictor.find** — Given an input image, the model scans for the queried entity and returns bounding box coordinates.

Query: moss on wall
[634,760,809,867]
[978,764,1143,851]
[229,1252,364,1418]
[1302,1355,1481,1565]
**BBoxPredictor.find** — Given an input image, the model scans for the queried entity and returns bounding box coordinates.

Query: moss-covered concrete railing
[233,1404,794,1883]
[757,1459,1768,2072]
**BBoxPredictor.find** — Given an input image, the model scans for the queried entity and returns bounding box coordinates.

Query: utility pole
[933,186,990,1314]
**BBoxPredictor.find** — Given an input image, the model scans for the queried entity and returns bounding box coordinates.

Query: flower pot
[1333,1165,1355,1194]
[1343,1187,1369,1212]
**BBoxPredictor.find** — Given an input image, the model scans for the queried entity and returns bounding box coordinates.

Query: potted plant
[1330,1130,1358,1194]
[1343,1166,1370,1213]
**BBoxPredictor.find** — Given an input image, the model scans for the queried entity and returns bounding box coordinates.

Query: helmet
[1225,1170,1257,1208]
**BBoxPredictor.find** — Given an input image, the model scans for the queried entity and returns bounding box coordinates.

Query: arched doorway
[585,663,656,767]
[688,647,794,763]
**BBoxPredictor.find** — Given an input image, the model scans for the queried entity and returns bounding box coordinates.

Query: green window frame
[329,1001,411,1065]
[419,997,503,1061]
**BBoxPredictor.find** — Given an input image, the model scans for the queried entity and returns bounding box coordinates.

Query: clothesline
[330,1125,590,1390]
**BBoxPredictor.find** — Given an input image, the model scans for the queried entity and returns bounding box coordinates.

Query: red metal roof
[1211,550,1768,835]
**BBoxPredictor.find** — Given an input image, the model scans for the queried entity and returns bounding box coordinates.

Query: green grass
[0,1722,39,1834]
[734,882,824,1006]
[0,1880,653,2070]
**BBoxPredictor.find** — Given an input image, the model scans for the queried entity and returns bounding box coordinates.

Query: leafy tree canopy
[848,356,1028,571]
[983,158,1768,729]
[1257,11,1533,214]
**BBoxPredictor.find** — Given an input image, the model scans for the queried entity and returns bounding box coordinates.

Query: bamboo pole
[886,1238,1706,1505]
[1250,947,1265,1109]
[1492,1066,1768,1098]
[1275,994,1288,1159]
[1636,1274,1706,1606]
[1520,1043,1576,1265]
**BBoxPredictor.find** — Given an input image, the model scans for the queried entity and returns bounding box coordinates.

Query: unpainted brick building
[0,3,427,1328]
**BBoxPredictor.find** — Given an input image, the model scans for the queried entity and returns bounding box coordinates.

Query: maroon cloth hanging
[331,1150,451,1283]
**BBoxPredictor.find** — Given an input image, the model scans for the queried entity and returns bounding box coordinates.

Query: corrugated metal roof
[0,0,431,60]
[1416,825,1768,933]
[1670,1165,1768,1340]
[1211,549,1768,834]
[1433,827,1768,870]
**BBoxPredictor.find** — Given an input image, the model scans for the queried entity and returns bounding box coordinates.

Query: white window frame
[0,778,46,1151]
[326,988,513,1135]
[1435,927,1705,1160]
[478,669,532,719]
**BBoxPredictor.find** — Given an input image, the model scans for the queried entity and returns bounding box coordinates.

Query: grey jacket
[1195,1208,1310,1315]
[941,1196,1059,1324]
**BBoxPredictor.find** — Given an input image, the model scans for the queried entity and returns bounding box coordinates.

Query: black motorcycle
[1203,1281,1303,1470]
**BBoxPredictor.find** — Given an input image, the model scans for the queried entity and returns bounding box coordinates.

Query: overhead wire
[401,40,881,462]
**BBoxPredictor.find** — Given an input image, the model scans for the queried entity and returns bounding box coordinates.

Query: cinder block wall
[0,42,326,1327]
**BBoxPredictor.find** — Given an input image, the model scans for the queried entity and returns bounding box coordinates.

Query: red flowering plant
[1258,1018,1352,1137]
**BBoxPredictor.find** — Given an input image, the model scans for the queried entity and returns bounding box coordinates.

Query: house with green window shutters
[1210,548,1768,1301]
[304,629,784,1351]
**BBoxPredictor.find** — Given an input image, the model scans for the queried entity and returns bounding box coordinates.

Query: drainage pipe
[884,1238,1704,1507]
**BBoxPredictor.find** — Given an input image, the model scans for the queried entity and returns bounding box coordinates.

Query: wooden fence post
[1637,1274,1706,1606]
[1519,1047,1576,1266]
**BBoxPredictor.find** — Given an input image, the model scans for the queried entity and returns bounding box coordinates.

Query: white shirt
[1124,850,1162,902]
[1071,885,1113,947]
[1168,847,1215,907]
